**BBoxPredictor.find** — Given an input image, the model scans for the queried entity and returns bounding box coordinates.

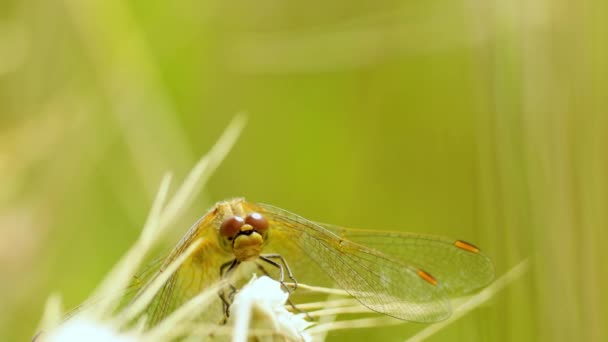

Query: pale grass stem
[37,115,246,341]
[300,260,530,341]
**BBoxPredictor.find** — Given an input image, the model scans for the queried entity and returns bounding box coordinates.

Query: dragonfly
[133,198,494,325]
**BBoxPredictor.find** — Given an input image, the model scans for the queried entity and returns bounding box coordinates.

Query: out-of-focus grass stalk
[228,4,498,74]
[87,173,172,319]
[62,0,196,196]
[37,294,64,337]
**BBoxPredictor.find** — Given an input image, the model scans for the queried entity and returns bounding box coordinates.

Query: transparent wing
[66,209,230,327]
[60,254,168,322]
[319,224,495,297]
[255,203,453,322]
[129,212,229,326]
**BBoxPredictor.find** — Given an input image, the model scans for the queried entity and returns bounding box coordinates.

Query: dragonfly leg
[220,259,237,277]
[255,261,310,319]
[259,256,296,296]
[219,292,231,322]
[259,256,284,281]
[262,253,298,290]
[255,261,290,294]
[218,259,239,322]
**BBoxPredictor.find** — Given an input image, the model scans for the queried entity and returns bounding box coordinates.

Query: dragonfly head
[219,212,269,261]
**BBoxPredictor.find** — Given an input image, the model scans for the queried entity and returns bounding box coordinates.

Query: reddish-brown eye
[220,216,244,238]
[245,212,268,233]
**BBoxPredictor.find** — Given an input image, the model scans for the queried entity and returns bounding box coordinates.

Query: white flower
[230,275,314,342]
[44,318,136,342]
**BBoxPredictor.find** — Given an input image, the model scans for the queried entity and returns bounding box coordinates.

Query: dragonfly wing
[257,203,452,322]
[142,241,223,325]
[130,214,229,326]
[320,224,495,297]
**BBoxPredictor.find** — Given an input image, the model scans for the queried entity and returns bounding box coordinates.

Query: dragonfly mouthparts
[237,228,255,236]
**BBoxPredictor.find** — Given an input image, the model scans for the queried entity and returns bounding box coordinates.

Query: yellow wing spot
[454,240,480,253]
[417,269,438,286]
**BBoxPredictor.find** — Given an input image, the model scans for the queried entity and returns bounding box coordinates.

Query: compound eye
[220,216,244,238]
[245,212,269,233]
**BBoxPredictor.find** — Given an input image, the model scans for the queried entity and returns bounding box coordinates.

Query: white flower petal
[45,318,136,342]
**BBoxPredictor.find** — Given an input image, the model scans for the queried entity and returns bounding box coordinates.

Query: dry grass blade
[36,114,246,340]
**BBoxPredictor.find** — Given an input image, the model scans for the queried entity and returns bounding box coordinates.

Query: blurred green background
[1,0,606,341]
